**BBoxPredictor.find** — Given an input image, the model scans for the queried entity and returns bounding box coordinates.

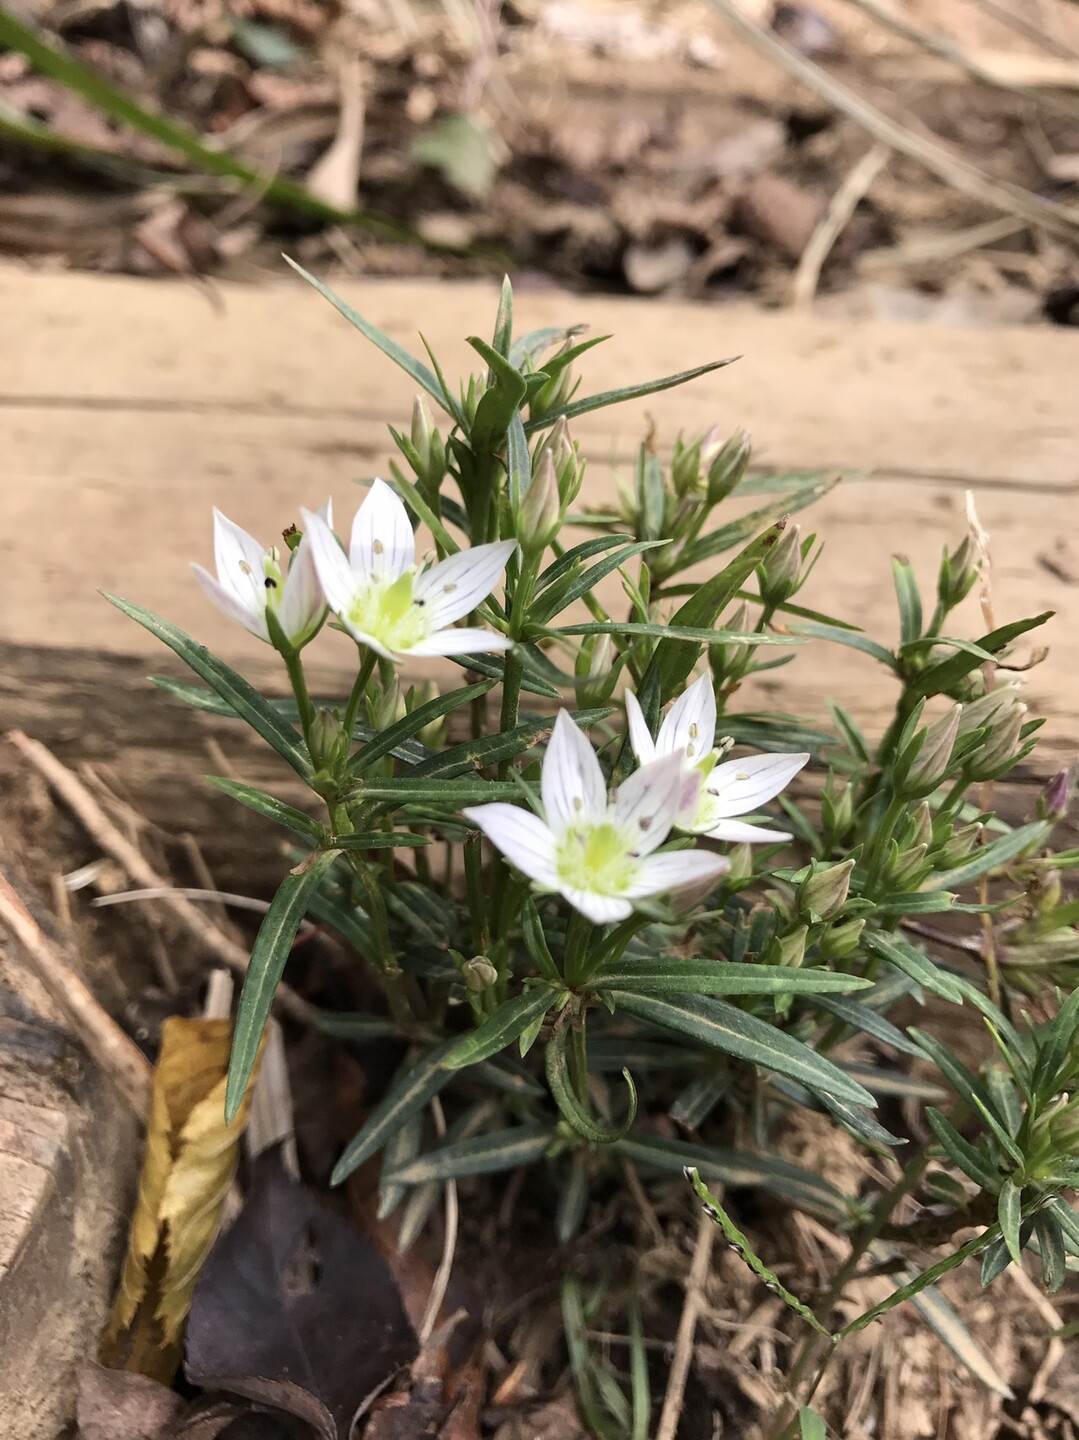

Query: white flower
[300,481,516,662]
[463,710,729,925]
[625,674,809,844]
[192,504,330,649]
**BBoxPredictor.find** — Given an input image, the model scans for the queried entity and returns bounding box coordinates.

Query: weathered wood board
[2,268,1076,866]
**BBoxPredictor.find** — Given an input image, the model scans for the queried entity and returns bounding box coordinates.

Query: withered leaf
[76,1362,182,1440]
[186,1152,417,1440]
[103,1018,263,1380]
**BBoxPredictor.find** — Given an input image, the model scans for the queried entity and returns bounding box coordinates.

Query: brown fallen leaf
[185,1151,417,1440]
[733,173,825,263]
[102,1017,263,1383]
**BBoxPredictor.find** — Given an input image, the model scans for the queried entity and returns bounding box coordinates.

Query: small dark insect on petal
[265,577,278,589]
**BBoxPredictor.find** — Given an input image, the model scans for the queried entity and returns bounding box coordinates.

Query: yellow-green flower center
[345,570,429,653]
[556,821,638,895]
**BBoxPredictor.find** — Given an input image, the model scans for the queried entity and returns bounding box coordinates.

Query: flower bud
[534,417,583,507]
[885,841,929,890]
[705,428,750,506]
[799,858,854,922]
[374,675,405,730]
[966,701,1027,781]
[758,523,804,606]
[904,801,934,853]
[937,535,980,611]
[818,917,865,963]
[309,707,350,774]
[531,352,577,417]
[1041,771,1071,821]
[934,821,982,869]
[956,684,1023,739]
[822,784,855,844]
[462,956,499,992]
[517,448,562,552]
[710,600,757,688]
[407,680,446,748]
[725,843,753,884]
[670,433,704,499]
[895,704,962,798]
[574,633,617,707]
[767,925,808,969]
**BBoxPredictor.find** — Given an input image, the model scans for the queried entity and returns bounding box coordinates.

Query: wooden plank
[2,269,1075,865]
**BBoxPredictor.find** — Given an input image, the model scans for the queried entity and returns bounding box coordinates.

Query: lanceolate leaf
[385,1122,554,1184]
[591,958,872,997]
[811,994,923,1057]
[545,1026,637,1143]
[529,541,666,625]
[861,931,966,1003]
[331,1040,459,1185]
[927,822,1052,891]
[525,356,738,433]
[346,682,494,776]
[207,778,323,839]
[226,852,337,1120]
[108,596,313,781]
[442,987,559,1070]
[605,991,876,1107]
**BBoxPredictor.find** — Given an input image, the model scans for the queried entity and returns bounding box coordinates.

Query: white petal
[704,750,810,817]
[611,752,687,856]
[300,507,361,620]
[278,535,326,645]
[625,849,729,899]
[704,818,793,845]
[192,563,269,641]
[349,479,415,585]
[657,674,716,764]
[559,887,633,925]
[212,509,266,610]
[413,541,516,628]
[462,804,558,887]
[333,618,398,662]
[624,690,657,765]
[407,627,514,657]
[542,710,607,831]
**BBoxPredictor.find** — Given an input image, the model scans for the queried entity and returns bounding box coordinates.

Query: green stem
[342,648,378,745]
[862,793,906,893]
[571,1014,591,1110]
[564,910,596,989]
[282,647,315,743]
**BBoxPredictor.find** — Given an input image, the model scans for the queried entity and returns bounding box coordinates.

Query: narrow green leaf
[925,1108,1000,1190]
[799,1409,827,1440]
[910,613,1053,700]
[1034,1211,1067,1293]
[525,356,738,433]
[107,596,313,780]
[606,990,876,1106]
[817,1091,904,1151]
[329,832,431,850]
[331,1040,458,1185]
[840,1225,1001,1339]
[538,535,631,590]
[591,958,872,997]
[529,541,666,626]
[927,821,1052,890]
[353,777,523,804]
[904,1269,1015,1396]
[490,276,514,358]
[552,620,794,647]
[377,1111,425,1220]
[286,259,462,421]
[612,1133,845,1220]
[411,706,613,781]
[891,556,924,646]
[207,777,322,838]
[998,1180,1023,1266]
[386,1122,553,1184]
[980,1235,1012,1286]
[521,897,562,983]
[442,649,563,700]
[226,851,336,1119]
[812,995,923,1057]
[442,987,557,1069]
[347,681,493,776]
[1050,1198,1079,1256]
[862,931,966,1003]
[790,620,898,669]
[314,1012,408,1041]
[686,1169,834,1336]
[506,410,531,510]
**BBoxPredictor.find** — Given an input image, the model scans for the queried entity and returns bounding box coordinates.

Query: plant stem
[862,792,905,893]
[564,910,595,988]
[342,648,378,744]
[282,647,315,743]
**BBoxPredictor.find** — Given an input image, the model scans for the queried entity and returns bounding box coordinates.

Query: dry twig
[791,143,889,306]
[6,730,314,1023]
[0,865,153,1118]
[656,1213,716,1440]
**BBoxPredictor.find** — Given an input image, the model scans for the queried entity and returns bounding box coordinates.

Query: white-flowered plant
[192,504,331,649]
[301,480,515,662]
[464,710,729,924]
[625,674,809,844]
[115,272,1073,1415]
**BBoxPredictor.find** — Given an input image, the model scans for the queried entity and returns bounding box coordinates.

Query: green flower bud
[903,801,934,853]
[895,704,962,798]
[758,523,804,606]
[407,680,446,748]
[704,428,750,506]
[966,702,1027,782]
[574,633,617,707]
[937,535,980,611]
[822,783,854,844]
[410,394,447,492]
[309,706,350,774]
[885,841,929,890]
[462,956,499,992]
[725,842,753,884]
[534,417,583,507]
[799,858,854,922]
[818,917,865,963]
[934,821,982,869]
[767,925,808,968]
[671,433,705,499]
[518,448,562,553]
[710,600,757,688]
[374,675,405,730]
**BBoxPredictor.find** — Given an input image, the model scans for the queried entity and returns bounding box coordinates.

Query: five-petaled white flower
[192,504,330,649]
[463,710,729,925]
[301,480,515,662]
[625,674,809,844]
